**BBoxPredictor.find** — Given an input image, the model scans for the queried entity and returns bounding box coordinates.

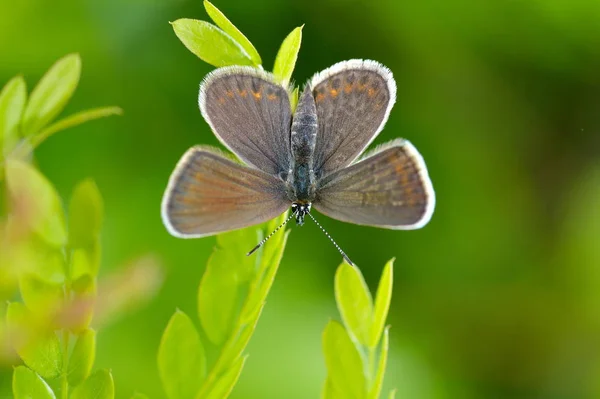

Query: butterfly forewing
[161,146,289,237]
[313,140,435,229]
[310,59,396,177]
[199,67,292,176]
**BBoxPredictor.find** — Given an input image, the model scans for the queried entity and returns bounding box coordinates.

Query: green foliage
[70,369,115,399]
[273,25,303,86]
[171,1,303,80]
[0,75,26,157]
[12,366,56,399]
[5,160,68,246]
[323,260,396,399]
[158,310,206,399]
[158,212,289,399]
[0,55,120,395]
[0,53,121,168]
[203,0,261,66]
[67,329,97,386]
[21,53,81,136]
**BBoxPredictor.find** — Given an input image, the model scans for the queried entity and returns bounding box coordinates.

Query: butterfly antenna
[247,211,296,256]
[306,212,355,266]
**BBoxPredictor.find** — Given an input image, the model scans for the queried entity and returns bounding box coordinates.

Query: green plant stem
[61,250,73,399]
[61,330,70,399]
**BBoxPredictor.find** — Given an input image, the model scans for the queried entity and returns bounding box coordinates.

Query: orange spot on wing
[368,88,377,97]
[218,97,226,104]
[226,90,234,98]
[357,84,367,91]
[330,89,339,98]
[267,93,278,101]
[252,91,262,100]
[239,90,247,97]
[316,93,325,102]
[344,84,353,93]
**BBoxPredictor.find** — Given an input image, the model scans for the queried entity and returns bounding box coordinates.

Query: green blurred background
[2,0,600,397]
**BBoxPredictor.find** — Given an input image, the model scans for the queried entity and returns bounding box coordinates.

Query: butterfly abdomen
[288,86,318,202]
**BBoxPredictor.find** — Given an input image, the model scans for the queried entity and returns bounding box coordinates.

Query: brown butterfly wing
[162,146,289,237]
[310,59,396,177]
[313,140,435,229]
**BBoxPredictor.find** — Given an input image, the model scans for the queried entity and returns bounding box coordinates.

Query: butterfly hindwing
[313,139,435,229]
[161,146,289,237]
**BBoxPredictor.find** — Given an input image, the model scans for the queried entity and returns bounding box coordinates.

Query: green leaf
[289,87,299,113]
[171,19,254,67]
[26,106,122,154]
[369,259,394,348]
[6,302,63,379]
[158,310,206,399]
[202,355,247,399]
[68,329,96,387]
[369,327,389,399]
[198,226,257,346]
[131,394,150,399]
[322,377,345,399]
[18,273,64,316]
[322,320,366,398]
[335,262,374,346]
[5,160,67,247]
[388,389,397,399]
[273,26,303,86]
[12,366,56,399]
[203,0,261,66]
[71,369,115,399]
[71,244,101,279]
[21,53,81,136]
[0,75,27,156]
[68,179,104,248]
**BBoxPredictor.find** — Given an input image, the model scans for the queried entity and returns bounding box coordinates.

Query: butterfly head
[291,202,311,226]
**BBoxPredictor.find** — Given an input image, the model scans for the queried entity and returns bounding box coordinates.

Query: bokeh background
[2,0,600,397]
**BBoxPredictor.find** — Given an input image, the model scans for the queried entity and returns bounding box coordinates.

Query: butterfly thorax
[286,86,318,207]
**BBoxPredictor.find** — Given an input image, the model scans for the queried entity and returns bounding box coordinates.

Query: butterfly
[161,59,435,264]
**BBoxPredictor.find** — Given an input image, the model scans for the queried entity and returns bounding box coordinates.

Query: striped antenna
[247,211,295,256]
[306,212,354,266]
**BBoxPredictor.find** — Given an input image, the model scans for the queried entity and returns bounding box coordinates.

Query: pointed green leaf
[68,179,104,248]
[289,87,299,113]
[158,310,206,399]
[323,320,366,398]
[171,19,254,67]
[273,26,303,86]
[242,213,290,324]
[369,259,394,348]
[71,369,114,399]
[198,225,257,346]
[203,0,261,66]
[198,258,240,346]
[201,355,247,399]
[6,302,63,379]
[12,366,56,399]
[5,160,67,246]
[27,106,122,153]
[21,54,81,136]
[335,262,373,346]
[369,327,390,399]
[18,273,64,316]
[68,329,96,387]
[0,75,27,156]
